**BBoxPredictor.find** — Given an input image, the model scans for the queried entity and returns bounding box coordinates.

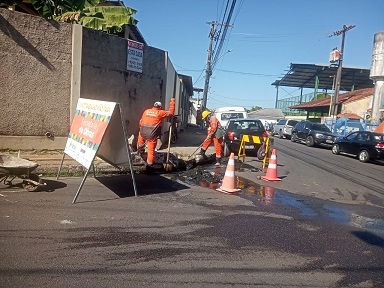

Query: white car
[273,119,299,139]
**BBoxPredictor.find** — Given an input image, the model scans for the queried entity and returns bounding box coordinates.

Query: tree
[1,0,138,35]
[0,0,22,5]
[55,4,138,34]
[246,106,262,113]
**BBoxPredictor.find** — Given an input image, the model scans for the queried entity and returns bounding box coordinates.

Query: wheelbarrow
[0,155,45,192]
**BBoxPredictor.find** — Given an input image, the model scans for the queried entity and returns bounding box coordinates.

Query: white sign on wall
[127,39,144,73]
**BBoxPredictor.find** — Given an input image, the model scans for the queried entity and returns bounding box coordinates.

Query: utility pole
[329,25,356,117]
[202,21,233,110]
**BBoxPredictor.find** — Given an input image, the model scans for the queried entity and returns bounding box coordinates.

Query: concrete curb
[1,125,213,176]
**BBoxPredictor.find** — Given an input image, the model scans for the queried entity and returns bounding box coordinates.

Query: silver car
[273,119,299,139]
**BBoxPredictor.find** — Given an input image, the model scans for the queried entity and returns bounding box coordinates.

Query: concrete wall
[79,26,168,141]
[0,9,72,148]
[341,96,372,118]
[0,9,192,150]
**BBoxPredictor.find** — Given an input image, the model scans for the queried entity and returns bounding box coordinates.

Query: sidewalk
[0,124,214,176]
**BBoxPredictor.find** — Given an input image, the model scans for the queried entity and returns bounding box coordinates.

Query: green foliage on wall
[1,0,138,35]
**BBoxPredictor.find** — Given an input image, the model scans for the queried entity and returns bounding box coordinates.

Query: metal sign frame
[57,99,138,203]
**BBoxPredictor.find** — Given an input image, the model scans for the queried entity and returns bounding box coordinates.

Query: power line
[202,20,234,110]
[210,93,260,101]
[213,0,231,56]
[215,69,278,77]
[212,0,237,64]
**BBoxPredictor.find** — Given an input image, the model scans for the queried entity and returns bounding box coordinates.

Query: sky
[124,0,384,110]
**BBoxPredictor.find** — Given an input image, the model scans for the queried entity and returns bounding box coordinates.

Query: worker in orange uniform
[199,110,225,166]
[137,98,175,168]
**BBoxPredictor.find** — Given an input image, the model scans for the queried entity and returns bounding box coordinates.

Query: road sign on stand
[57,98,138,203]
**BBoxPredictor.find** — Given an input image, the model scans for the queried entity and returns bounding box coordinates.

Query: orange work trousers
[137,133,157,165]
[202,136,223,158]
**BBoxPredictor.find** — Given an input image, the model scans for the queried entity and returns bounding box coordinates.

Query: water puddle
[177,168,384,235]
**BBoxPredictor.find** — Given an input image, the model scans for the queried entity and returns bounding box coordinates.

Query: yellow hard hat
[202,110,211,119]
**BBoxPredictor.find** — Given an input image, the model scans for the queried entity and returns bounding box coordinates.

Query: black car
[223,118,267,156]
[291,120,336,147]
[331,131,384,163]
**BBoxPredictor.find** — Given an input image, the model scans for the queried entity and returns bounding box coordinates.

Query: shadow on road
[95,174,190,198]
[351,230,384,248]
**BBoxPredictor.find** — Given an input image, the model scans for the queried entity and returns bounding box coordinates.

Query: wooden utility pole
[329,25,356,117]
[202,21,233,110]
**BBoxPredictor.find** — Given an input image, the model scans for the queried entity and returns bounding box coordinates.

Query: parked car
[273,119,299,139]
[331,131,384,163]
[291,120,337,147]
[223,118,267,157]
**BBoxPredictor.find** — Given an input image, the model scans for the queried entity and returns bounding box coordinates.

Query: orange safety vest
[207,115,222,137]
[139,100,175,139]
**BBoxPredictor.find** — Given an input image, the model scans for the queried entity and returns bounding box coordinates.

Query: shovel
[187,142,204,160]
[163,125,174,172]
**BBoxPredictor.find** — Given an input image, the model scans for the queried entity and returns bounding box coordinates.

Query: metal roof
[248,108,284,118]
[289,88,374,112]
[271,63,373,91]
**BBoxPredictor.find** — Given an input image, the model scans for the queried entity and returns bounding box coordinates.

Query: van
[214,107,248,128]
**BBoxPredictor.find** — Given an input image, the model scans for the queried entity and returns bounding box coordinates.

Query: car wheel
[291,133,296,142]
[223,142,231,157]
[278,130,283,139]
[358,150,370,163]
[332,144,340,155]
[306,135,314,147]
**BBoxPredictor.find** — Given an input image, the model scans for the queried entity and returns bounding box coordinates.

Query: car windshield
[220,113,243,121]
[228,120,264,131]
[312,123,331,132]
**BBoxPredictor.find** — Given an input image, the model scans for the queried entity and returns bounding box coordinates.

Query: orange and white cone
[217,152,241,194]
[264,186,275,203]
[261,149,281,182]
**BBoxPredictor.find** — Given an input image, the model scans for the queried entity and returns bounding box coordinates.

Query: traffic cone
[216,152,241,194]
[261,149,281,182]
[264,186,275,203]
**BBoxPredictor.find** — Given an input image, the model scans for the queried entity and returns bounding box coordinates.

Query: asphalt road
[1,137,384,288]
[262,137,384,206]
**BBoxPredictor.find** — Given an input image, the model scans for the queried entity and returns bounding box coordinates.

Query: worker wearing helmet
[199,110,225,165]
[137,98,176,167]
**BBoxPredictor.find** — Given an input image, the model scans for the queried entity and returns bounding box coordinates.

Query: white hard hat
[154,101,162,108]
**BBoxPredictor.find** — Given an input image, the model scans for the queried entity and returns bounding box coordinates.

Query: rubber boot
[215,157,221,166]
[145,163,156,174]
[198,148,206,156]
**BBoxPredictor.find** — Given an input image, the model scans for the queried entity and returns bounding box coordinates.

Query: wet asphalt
[1,126,384,287]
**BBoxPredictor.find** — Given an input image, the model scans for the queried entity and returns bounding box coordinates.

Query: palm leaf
[30,0,55,18]
[79,14,105,30]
